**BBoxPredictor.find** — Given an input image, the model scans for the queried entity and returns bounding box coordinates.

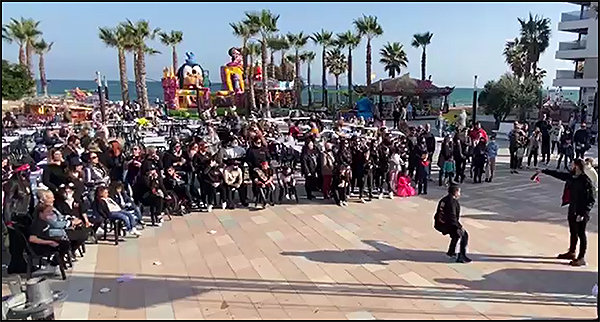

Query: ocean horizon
[36,79,581,107]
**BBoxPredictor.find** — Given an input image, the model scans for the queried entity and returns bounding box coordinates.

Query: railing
[558,40,587,51]
[555,70,584,79]
[561,9,594,22]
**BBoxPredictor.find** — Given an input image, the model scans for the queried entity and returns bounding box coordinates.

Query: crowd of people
[1,107,598,277]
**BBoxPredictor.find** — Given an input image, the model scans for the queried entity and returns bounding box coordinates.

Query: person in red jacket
[468,122,488,143]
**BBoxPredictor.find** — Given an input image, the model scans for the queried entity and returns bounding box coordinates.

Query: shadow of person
[281,240,562,266]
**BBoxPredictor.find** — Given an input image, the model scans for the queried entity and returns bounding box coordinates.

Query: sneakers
[360,198,366,204]
[456,254,472,263]
[378,193,383,200]
[342,201,348,207]
[207,205,213,213]
[557,252,576,260]
[389,192,394,200]
[285,194,290,200]
[570,258,587,267]
[130,228,142,236]
[221,202,227,210]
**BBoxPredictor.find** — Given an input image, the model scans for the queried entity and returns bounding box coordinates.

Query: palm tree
[325,48,347,105]
[353,15,383,93]
[246,41,262,114]
[517,13,551,78]
[243,9,279,116]
[411,32,434,81]
[336,31,361,108]
[266,36,287,79]
[503,38,526,79]
[122,19,160,115]
[310,29,334,106]
[300,51,316,106]
[286,32,309,107]
[2,18,42,76]
[99,25,133,104]
[32,39,53,96]
[230,22,256,81]
[379,42,408,78]
[159,30,183,72]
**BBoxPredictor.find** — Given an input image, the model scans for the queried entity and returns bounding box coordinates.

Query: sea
[36,79,580,107]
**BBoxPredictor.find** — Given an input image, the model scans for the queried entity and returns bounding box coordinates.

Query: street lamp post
[472,75,478,125]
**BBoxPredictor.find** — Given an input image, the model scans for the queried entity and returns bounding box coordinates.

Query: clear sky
[1,2,580,88]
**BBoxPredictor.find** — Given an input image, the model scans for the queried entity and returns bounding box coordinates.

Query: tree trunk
[307,63,312,107]
[348,49,353,109]
[137,47,150,116]
[38,54,47,96]
[241,39,248,81]
[171,45,178,73]
[280,50,287,79]
[133,51,143,106]
[248,54,257,116]
[26,41,34,77]
[261,39,270,118]
[421,48,426,81]
[18,45,26,66]
[366,39,372,96]
[335,75,340,105]
[321,47,326,107]
[295,49,301,108]
[269,50,276,79]
[118,48,129,104]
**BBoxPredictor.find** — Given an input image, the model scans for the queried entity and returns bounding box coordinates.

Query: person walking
[535,159,596,266]
[434,185,471,263]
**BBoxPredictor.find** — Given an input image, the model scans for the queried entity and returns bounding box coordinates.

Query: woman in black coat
[301,140,321,200]
[42,149,69,196]
[536,158,596,266]
[104,140,125,183]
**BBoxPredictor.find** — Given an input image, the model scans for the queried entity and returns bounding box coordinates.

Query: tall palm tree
[379,42,408,78]
[3,18,41,76]
[230,22,256,81]
[2,20,27,66]
[353,15,383,93]
[503,38,526,79]
[325,48,347,105]
[246,41,262,114]
[310,29,334,106]
[336,31,361,108]
[99,25,133,104]
[122,19,160,115]
[159,30,183,72]
[517,13,551,78]
[32,39,53,96]
[266,36,287,79]
[286,32,309,107]
[300,51,316,106]
[244,9,279,116]
[411,32,434,81]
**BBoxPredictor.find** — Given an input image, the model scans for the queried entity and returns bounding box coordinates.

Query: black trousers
[568,215,589,259]
[448,228,469,256]
[455,159,466,183]
[551,141,560,154]
[332,186,347,204]
[141,194,163,224]
[305,175,319,199]
[528,148,539,167]
[360,170,373,199]
[557,153,573,170]
[417,177,428,194]
[509,148,518,170]
[541,140,551,163]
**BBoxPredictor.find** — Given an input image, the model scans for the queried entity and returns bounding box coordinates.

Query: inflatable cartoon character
[221,47,244,95]
[176,52,210,109]
[226,47,243,67]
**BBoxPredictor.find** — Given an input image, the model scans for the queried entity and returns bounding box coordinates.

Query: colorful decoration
[220,47,245,95]
[162,67,178,110]
[163,51,212,113]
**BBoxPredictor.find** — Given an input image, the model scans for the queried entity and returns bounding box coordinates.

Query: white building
[553,2,598,122]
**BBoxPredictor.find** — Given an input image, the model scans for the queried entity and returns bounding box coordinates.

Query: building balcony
[555,40,596,60]
[555,69,584,80]
[558,9,594,32]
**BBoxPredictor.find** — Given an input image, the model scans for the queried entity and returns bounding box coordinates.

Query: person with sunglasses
[83,152,109,191]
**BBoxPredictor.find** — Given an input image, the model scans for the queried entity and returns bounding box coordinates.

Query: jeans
[568,215,589,260]
[109,210,137,231]
[486,158,496,180]
[448,228,469,256]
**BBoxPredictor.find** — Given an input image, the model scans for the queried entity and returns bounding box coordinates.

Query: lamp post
[103,76,109,101]
[96,71,106,123]
[471,75,478,125]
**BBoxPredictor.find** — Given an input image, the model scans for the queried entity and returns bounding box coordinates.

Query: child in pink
[396,170,416,197]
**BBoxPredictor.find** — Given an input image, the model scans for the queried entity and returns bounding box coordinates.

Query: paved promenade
[3,147,598,320]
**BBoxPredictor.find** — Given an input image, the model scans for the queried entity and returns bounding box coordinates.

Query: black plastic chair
[7,225,67,280]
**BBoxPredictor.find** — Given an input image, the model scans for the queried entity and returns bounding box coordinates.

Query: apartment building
[553,2,598,122]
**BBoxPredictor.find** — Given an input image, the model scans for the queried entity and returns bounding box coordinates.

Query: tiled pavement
[2,147,598,320]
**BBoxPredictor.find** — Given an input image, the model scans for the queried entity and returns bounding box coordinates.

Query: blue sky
[2,2,579,87]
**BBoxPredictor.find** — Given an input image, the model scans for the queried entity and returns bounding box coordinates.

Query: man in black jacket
[539,158,596,266]
[421,124,437,180]
[574,122,591,159]
[434,185,471,263]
